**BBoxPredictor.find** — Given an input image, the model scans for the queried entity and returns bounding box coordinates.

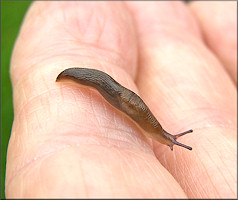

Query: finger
[126,1,236,198]
[6,1,186,198]
[189,1,237,84]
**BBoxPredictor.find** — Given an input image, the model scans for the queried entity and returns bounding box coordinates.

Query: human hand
[6,1,236,198]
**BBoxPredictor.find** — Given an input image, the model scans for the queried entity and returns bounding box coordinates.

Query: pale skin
[5,1,236,198]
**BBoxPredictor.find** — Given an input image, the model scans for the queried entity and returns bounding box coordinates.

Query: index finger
[7,1,142,197]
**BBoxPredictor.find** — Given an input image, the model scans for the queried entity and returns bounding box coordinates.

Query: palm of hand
[6,1,236,198]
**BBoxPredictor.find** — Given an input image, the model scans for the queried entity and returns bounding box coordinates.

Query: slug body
[56,68,193,150]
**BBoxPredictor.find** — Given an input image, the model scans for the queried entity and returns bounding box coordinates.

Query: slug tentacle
[174,129,193,139]
[56,68,193,151]
[163,129,193,151]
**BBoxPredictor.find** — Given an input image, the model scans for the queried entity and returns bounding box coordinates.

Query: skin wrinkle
[201,63,233,96]
[80,5,93,37]
[59,130,152,155]
[113,109,118,131]
[217,150,236,189]
[69,5,133,68]
[204,140,235,196]
[75,150,88,197]
[112,110,122,131]
[199,155,221,198]
[89,92,101,129]
[23,100,30,139]
[118,160,131,197]
[72,42,128,66]
[102,99,111,122]
[144,159,160,182]
[186,156,208,198]
[112,149,152,195]
[193,138,235,197]
[14,96,54,132]
[70,88,83,108]
[209,154,234,196]
[101,121,133,141]
[35,108,43,131]
[192,173,203,198]
[177,105,235,114]
[127,149,155,168]
[40,95,51,122]
[16,80,147,142]
[104,130,149,153]
[11,5,137,82]
[172,152,178,177]
[183,156,200,197]
[9,85,158,195]
[186,178,195,198]
[141,157,182,197]
[11,49,128,87]
[114,115,139,138]
[30,6,103,45]
[105,125,135,144]
[196,127,234,149]
[180,155,192,193]
[14,82,58,113]
[6,142,69,188]
[40,166,48,196]
[141,171,155,196]
[84,4,108,42]
[112,151,134,197]
[100,103,119,129]
[96,103,108,128]
[59,2,67,28]
[95,10,106,45]
[186,115,235,131]
[79,88,153,144]
[6,133,153,193]
[98,159,113,197]
[9,129,152,195]
[114,148,131,175]
[40,70,50,93]
[171,102,236,129]
[122,155,157,197]
[20,81,28,110]
[33,2,51,23]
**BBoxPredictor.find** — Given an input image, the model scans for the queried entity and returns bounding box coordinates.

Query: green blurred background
[1,1,32,198]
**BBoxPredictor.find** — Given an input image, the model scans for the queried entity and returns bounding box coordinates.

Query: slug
[56,68,193,151]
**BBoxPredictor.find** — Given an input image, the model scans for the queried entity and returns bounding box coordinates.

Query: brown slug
[56,68,193,151]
